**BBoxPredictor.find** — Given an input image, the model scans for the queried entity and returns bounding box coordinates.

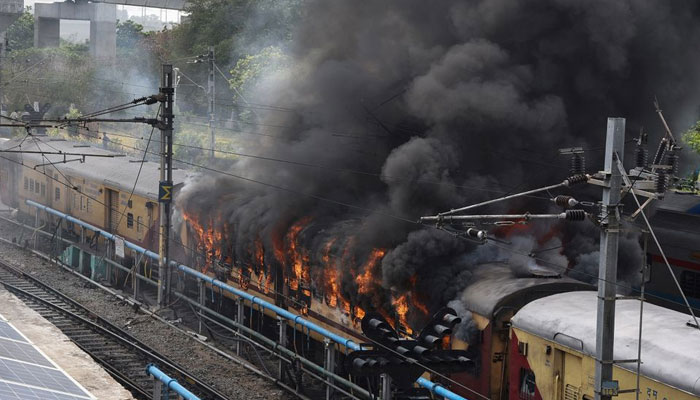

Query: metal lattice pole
[157,64,174,307]
[595,117,625,400]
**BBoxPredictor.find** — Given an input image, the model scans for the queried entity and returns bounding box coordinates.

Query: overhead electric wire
[93,129,700,314]
[7,131,700,400]
[71,124,555,201]
[114,109,160,231]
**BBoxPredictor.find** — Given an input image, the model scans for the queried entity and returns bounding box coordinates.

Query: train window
[136,216,142,233]
[29,179,34,192]
[127,213,134,228]
[23,177,28,190]
[519,368,536,399]
[680,271,700,299]
[40,183,45,197]
[55,188,60,201]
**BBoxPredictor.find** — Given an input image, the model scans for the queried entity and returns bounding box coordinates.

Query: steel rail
[0,260,229,400]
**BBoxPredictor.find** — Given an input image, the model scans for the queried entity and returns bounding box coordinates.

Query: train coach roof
[512,291,700,396]
[1,136,188,200]
[459,263,594,318]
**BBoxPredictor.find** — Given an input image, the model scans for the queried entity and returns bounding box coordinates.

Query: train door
[556,350,583,400]
[106,189,119,233]
[562,352,582,399]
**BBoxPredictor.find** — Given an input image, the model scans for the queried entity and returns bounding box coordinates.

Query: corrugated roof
[512,291,700,395]
[1,136,188,200]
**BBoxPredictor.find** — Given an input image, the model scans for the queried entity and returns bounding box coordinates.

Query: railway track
[0,260,229,400]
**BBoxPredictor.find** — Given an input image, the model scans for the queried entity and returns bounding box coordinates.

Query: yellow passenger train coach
[509,291,700,400]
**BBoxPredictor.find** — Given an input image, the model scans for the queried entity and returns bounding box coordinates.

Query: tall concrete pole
[157,64,174,307]
[207,46,215,159]
[595,117,625,400]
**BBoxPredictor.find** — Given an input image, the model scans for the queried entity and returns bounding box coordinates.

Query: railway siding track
[0,260,229,400]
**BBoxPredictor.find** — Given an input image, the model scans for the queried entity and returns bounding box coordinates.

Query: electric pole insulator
[655,170,668,195]
[665,151,679,177]
[564,209,586,221]
[634,146,648,168]
[553,195,579,208]
[569,152,586,175]
[564,174,588,186]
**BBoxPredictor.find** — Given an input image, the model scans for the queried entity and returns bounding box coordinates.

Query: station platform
[0,287,135,400]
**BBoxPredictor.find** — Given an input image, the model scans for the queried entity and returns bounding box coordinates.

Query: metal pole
[595,117,625,400]
[236,300,244,355]
[34,209,39,249]
[380,373,392,400]
[323,339,335,400]
[278,317,287,381]
[208,46,215,159]
[157,64,174,307]
[635,232,649,400]
[152,378,163,400]
[198,278,205,334]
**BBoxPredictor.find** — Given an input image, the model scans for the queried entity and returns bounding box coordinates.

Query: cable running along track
[0,260,228,400]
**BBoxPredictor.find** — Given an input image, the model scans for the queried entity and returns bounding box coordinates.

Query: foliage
[65,105,82,137]
[2,47,96,117]
[167,0,301,65]
[5,8,33,52]
[228,46,289,101]
[683,121,700,155]
[117,20,146,48]
[173,129,206,162]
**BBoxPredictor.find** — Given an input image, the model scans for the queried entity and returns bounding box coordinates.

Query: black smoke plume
[177,1,700,331]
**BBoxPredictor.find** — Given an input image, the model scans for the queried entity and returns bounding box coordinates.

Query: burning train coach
[1,136,699,399]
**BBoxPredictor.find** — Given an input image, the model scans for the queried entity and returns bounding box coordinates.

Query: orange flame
[392,293,412,335]
[356,248,385,295]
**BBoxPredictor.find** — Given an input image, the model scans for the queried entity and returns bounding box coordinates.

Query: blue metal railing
[146,364,200,400]
[27,200,468,400]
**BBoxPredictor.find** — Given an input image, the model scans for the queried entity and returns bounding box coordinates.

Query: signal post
[157,64,175,307]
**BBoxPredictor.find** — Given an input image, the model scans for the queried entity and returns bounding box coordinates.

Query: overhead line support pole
[208,46,215,159]
[158,64,175,307]
[595,117,625,400]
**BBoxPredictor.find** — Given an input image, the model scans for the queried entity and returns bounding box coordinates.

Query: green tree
[229,46,289,101]
[683,121,700,155]
[5,8,34,52]
[117,20,145,48]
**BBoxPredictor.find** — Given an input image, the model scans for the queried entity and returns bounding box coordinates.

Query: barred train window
[127,213,134,228]
[519,368,536,400]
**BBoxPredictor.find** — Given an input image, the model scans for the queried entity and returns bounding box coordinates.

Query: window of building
[24,177,28,190]
[86,198,91,212]
[40,183,45,197]
[136,216,142,233]
[55,188,60,201]
[29,179,34,192]
[519,368,536,400]
[127,213,134,228]
[128,199,133,208]
[681,270,700,299]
